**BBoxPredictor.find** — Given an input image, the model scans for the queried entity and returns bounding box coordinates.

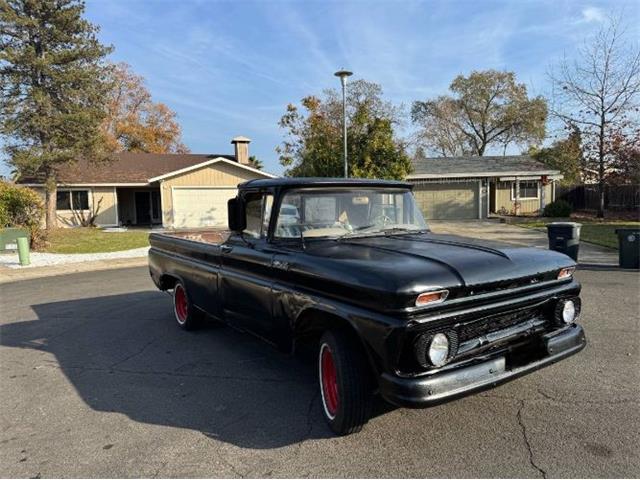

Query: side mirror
[227,197,246,232]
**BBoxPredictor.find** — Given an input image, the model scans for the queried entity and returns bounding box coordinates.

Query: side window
[243,193,273,239]
[243,195,262,238]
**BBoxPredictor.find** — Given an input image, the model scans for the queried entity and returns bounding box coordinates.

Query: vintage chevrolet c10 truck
[148,178,586,435]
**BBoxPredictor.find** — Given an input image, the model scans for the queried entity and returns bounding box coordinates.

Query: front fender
[274,285,406,376]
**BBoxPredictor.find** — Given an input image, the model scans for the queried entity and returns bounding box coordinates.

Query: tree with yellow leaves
[102,62,188,154]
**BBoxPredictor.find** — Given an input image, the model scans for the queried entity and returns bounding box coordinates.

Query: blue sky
[1,0,638,177]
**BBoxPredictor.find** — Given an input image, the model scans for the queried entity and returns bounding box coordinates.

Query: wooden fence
[556,184,640,211]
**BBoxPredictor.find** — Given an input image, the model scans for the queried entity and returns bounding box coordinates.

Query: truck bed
[155,229,230,245]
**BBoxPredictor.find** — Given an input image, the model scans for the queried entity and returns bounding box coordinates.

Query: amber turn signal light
[557,267,576,280]
[415,289,449,307]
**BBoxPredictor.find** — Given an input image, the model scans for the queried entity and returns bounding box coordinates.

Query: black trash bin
[615,228,640,269]
[547,222,581,261]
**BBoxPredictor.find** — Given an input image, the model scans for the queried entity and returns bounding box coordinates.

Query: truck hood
[286,233,574,307]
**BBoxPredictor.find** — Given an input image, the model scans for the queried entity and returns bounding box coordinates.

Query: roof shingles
[19,152,236,184]
[409,155,559,178]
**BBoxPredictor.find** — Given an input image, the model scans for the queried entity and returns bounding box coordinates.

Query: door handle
[220,245,233,254]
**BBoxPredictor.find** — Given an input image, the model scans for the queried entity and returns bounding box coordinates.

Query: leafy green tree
[0,0,112,229]
[530,127,583,185]
[412,70,547,156]
[277,80,411,180]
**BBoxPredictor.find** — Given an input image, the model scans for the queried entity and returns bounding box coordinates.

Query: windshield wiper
[336,224,380,240]
[337,225,426,241]
[380,227,428,235]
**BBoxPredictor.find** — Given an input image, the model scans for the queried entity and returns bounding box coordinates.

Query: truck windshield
[274,188,428,239]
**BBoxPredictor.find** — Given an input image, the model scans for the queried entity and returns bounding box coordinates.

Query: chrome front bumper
[379,324,586,408]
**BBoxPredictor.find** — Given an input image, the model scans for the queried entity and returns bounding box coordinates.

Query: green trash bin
[0,227,30,252]
[547,222,582,261]
[615,228,640,269]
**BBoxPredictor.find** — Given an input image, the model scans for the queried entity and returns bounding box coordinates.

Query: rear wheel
[318,330,373,435]
[172,282,201,330]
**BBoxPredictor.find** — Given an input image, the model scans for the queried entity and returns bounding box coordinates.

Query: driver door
[219,193,276,338]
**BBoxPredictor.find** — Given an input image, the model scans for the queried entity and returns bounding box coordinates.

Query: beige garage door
[413,182,479,220]
[171,187,237,228]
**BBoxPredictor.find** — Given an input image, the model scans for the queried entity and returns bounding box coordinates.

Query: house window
[56,190,89,210]
[72,191,89,210]
[56,191,71,210]
[511,181,539,200]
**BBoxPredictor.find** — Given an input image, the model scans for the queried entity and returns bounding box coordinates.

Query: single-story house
[18,136,276,229]
[408,155,562,220]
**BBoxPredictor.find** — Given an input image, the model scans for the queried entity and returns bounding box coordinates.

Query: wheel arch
[158,273,182,291]
[293,307,381,379]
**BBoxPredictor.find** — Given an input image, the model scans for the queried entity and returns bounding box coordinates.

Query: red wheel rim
[174,285,188,324]
[320,344,339,418]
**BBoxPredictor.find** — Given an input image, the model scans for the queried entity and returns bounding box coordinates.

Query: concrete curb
[0,256,148,284]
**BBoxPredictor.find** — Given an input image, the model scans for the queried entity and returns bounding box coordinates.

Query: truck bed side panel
[149,233,223,319]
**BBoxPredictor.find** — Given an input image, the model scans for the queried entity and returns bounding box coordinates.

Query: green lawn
[516,219,639,249]
[43,228,150,254]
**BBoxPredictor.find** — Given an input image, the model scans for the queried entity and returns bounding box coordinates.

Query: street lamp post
[334,69,352,178]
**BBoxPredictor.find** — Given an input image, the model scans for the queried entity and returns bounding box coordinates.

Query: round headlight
[428,333,450,367]
[562,300,576,324]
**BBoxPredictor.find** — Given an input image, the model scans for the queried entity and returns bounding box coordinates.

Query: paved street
[1,266,638,478]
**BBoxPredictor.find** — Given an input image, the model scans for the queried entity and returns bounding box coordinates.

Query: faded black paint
[148,178,586,408]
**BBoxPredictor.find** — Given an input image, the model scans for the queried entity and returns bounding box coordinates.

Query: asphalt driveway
[1,267,638,477]
[429,220,619,266]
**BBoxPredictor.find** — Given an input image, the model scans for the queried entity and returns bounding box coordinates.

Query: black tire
[172,282,202,330]
[318,330,373,435]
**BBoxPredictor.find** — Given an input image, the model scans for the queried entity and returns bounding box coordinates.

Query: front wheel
[318,330,373,435]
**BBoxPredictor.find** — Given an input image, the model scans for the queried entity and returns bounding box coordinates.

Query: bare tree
[550,16,640,217]
[411,96,472,157]
[412,70,547,157]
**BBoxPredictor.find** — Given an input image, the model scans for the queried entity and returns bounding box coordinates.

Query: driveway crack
[109,337,161,369]
[517,400,547,479]
[199,435,246,478]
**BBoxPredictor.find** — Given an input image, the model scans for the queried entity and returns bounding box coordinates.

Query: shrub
[0,200,9,228]
[543,199,572,218]
[0,181,46,248]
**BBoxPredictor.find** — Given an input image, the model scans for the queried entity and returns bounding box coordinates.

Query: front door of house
[135,192,151,225]
[151,191,161,223]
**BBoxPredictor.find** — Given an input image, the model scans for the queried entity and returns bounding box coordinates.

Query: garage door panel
[172,188,237,228]
[413,182,478,220]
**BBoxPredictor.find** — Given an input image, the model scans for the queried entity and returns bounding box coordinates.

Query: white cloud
[581,6,606,23]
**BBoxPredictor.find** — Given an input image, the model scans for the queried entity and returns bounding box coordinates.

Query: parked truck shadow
[1,291,393,449]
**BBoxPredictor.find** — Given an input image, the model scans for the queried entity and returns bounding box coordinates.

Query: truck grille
[457,307,543,343]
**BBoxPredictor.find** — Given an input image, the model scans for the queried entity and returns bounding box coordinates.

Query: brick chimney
[231,136,251,165]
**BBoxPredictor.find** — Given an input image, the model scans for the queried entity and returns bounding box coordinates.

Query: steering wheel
[374,214,393,226]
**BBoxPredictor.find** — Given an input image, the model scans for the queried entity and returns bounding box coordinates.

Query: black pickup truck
[149,178,586,435]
